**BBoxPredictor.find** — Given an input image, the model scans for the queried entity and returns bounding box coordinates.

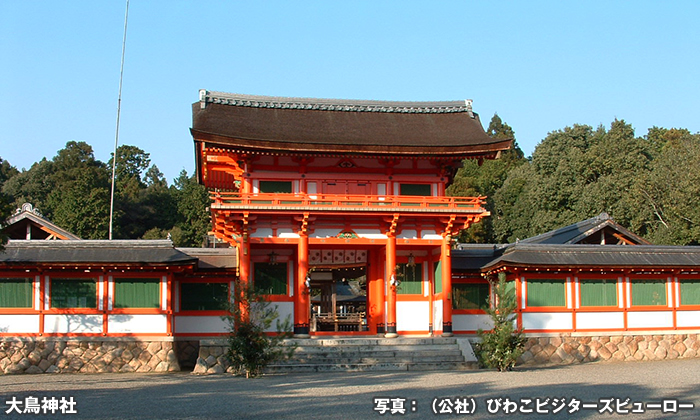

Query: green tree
[45,142,111,239]
[223,278,294,378]
[0,157,16,250]
[2,158,55,211]
[3,141,112,239]
[491,120,654,243]
[170,170,210,247]
[476,275,525,371]
[637,129,700,244]
[448,114,526,243]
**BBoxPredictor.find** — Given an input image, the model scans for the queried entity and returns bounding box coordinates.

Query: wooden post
[441,235,453,337]
[294,232,310,337]
[385,234,398,338]
[237,236,251,322]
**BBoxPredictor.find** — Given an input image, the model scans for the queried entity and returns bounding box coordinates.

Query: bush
[223,278,295,378]
[475,275,526,371]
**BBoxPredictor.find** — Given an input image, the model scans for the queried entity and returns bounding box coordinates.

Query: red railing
[210,191,487,212]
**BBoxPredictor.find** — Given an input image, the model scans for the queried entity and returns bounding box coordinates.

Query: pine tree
[475,275,525,371]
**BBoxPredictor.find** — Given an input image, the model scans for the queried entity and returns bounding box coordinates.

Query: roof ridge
[7,239,175,249]
[199,90,473,115]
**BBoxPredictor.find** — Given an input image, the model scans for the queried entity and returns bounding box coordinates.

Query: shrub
[475,275,526,371]
[223,278,295,378]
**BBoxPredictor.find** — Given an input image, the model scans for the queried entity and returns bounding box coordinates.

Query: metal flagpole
[109,0,129,240]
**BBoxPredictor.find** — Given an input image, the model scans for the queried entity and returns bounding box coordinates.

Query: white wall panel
[397,301,429,332]
[522,312,573,330]
[174,316,229,334]
[432,300,443,331]
[676,311,700,328]
[627,311,673,329]
[453,314,493,332]
[44,315,103,334]
[0,315,40,334]
[108,314,167,334]
[575,312,625,330]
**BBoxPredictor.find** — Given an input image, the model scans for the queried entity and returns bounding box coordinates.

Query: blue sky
[2,1,699,183]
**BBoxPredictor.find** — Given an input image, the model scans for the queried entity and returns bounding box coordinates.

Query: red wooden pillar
[237,236,251,321]
[294,233,310,337]
[441,235,453,336]
[385,235,398,338]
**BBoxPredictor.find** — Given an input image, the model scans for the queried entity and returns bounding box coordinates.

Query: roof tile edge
[198,89,473,115]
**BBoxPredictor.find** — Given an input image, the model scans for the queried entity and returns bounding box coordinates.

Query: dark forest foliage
[0,143,210,246]
[449,115,700,245]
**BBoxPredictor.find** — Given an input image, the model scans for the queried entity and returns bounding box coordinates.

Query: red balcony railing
[210,191,487,213]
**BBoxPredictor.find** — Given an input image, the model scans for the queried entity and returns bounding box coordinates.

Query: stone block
[543,344,557,357]
[147,342,162,355]
[120,364,135,373]
[654,346,667,359]
[519,351,534,364]
[193,358,208,374]
[154,361,170,372]
[205,355,217,367]
[207,364,224,374]
[38,359,52,371]
[597,346,612,360]
[17,357,31,370]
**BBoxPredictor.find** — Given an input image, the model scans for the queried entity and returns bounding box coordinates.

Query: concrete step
[266,337,478,373]
[273,355,466,365]
[266,361,478,373]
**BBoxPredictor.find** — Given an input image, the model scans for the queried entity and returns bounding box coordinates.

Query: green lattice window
[679,279,700,305]
[397,263,422,295]
[114,278,160,309]
[433,261,442,294]
[259,181,292,193]
[631,279,667,306]
[580,279,617,307]
[526,279,565,307]
[180,282,229,311]
[399,184,431,196]
[453,283,490,310]
[51,278,97,309]
[0,278,33,308]
[254,263,288,295]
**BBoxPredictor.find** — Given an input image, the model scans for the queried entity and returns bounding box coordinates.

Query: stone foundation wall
[192,339,233,374]
[519,333,700,365]
[0,338,187,374]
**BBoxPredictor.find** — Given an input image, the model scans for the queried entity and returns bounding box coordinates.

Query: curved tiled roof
[0,240,197,266]
[191,90,512,157]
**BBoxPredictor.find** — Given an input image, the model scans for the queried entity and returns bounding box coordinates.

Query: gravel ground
[0,358,698,419]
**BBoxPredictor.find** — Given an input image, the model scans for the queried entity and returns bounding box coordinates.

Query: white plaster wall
[522,312,573,331]
[0,315,40,334]
[174,316,229,334]
[677,310,700,328]
[251,228,274,238]
[261,302,294,333]
[433,300,443,331]
[311,229,341,238]
[397,301,430,332]
[627,311,674,329]
[355,229,386,240]
[44,314,103,334]
[108,314,167,334]
[422,232,442,240]
[575,312,625,330]
[453,314,493,332]
[397,230,418,239]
